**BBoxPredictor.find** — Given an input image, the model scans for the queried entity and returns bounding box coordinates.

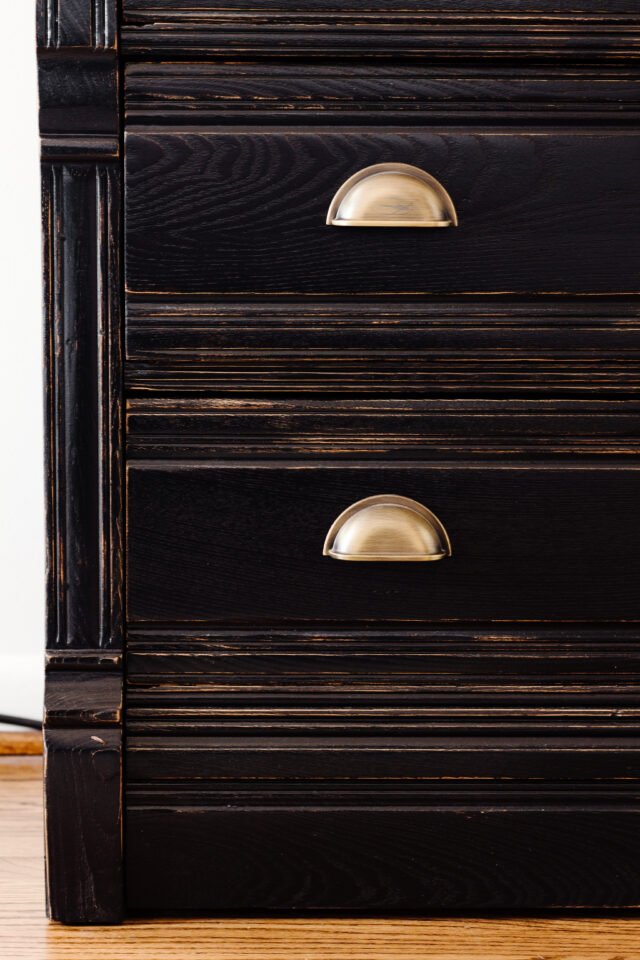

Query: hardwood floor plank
[2,916,640,960]
[0,732,43,756]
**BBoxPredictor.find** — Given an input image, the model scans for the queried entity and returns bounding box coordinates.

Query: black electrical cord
[0,714,42,731]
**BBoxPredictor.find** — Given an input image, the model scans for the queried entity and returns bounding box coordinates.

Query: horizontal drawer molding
[126,712,640,738]
[126,628,640,678]
[120,6,640,61]
[126,398,640,457]
[126,781,640,806]
[126,361,640,398]
[125,65,640,125]
[126,629,640,735]
[126,300,640,397]
[126,734,640,781]
[126,373,640,403]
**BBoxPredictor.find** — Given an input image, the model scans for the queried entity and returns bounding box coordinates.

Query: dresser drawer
[127,462,640,624]
[125,128,640,297]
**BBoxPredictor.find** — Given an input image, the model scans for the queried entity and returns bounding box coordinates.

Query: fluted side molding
[39,0,124,925]
[37,0,117,50]
[42,163,123,655]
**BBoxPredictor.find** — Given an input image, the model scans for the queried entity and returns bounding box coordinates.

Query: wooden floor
[3,754,640,958]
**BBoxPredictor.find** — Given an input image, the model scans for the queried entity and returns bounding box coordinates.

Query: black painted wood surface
[126,397,640,460]
[121,2,640,61]
[126,804,640,910]
[126,626,640,683]
[45,728,123,924]
[125,129,640,296]
[39,0,124,925]
[125,626,640,739]
[43,163,123,652]
[128,735,640,782]
[40,0,640,921]
[125,300,640,396]
[127,461,640,624]
[125,65,640,126]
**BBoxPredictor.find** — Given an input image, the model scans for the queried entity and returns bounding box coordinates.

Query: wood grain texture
[125,129,640,297]
[126,804,640,910]
[39,0,124,924]
[125,627,640,735]
[126,396,640,459]
[46,650,122,670]
[37,0,117,50]
[127,461,640,624]
[0,733,43,756]
[123,0,640,9]
[45,673,122,727]
[44,729,123,924]
[125,64,640,125]
[120,4,640,61]
[43,163,123,653]
[39,53,119,159]
[42,0,640,922]
[127,734,640,782]
[37,0,119,160]
[125,300,640,396]
[6,759,640,958]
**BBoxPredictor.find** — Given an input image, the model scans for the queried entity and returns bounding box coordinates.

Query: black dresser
[39,0,640,923]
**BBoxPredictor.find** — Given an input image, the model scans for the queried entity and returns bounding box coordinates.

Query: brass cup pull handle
[323,495,452,562]
[326,163,458,228]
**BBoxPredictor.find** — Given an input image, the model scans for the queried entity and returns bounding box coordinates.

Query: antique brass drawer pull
[323,494,452,561]
[326,163,458,228]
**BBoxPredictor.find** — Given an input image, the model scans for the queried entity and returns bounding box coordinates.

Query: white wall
[0,5,45,726]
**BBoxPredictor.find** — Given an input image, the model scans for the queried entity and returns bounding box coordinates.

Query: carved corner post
[38,0,124,924]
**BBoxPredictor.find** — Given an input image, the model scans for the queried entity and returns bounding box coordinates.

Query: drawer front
[127,462,640,624]
[126,804,640,910]
[125,129,640,297]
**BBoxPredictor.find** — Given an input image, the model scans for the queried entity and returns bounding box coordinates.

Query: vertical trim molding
[42,163,122,653]
[38,0,124,925]
[39,0,117,50]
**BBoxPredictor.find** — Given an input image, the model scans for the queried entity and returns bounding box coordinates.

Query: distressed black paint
[41,0,640,921]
